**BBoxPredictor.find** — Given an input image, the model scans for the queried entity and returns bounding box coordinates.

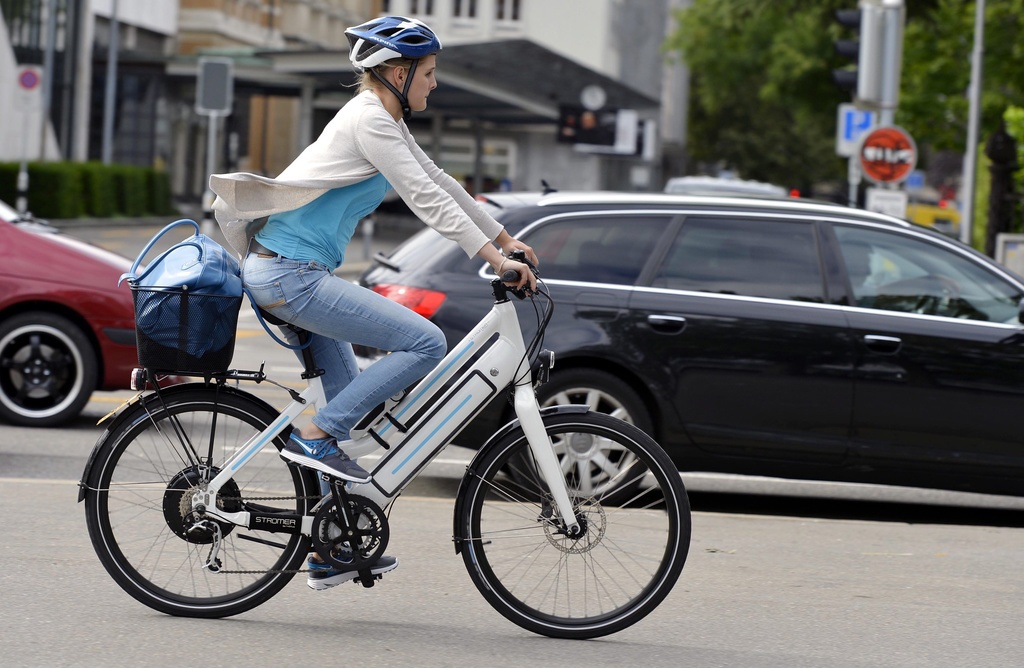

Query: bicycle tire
[457,411,691,639]
[82,385,319,618]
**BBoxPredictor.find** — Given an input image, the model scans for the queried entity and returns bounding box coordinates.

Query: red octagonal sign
[859,125,917,184]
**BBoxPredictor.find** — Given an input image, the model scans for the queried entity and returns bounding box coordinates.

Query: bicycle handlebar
[499,250,539,299]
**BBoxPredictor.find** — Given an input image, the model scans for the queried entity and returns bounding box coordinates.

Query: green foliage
[0,162,173,219]
[665,0,851,190]
[110,165,150,217]
[80,162,117,217]
[148,170,177,216]
[0,163,17,206]
[1005,105,1024,176]
[26,162,85,218]
[900,0,1024,151]
[665,0,1024,200]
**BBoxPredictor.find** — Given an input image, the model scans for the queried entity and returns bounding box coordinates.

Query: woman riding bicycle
[209,15,538,589]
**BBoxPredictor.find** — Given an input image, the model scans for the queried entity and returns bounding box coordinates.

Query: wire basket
[131,286,242,373]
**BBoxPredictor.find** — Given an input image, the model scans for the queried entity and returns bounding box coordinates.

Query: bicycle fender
[77,383,282,502]
[451,404,589,554]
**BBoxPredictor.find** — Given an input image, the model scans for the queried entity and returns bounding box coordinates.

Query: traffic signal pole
[877,1,905,127]
[833,1,906,206]
[960,0,986,246]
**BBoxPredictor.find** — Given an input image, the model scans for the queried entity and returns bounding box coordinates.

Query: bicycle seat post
[294,327,326,380]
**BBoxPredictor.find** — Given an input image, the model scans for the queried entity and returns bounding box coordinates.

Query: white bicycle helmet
[345,16,442,121]
[345,16,442,72]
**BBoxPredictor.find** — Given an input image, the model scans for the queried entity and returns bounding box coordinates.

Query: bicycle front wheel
[457,411,691,639]
[82,385,319,618]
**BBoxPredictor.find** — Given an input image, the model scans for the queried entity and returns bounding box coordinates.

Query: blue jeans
[242,253,446,440]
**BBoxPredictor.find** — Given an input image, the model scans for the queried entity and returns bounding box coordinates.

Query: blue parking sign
[905,170,925,190]
[836,104,877,157]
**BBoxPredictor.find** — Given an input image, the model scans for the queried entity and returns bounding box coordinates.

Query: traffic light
[831,2,904,112]
[832,8,862,93]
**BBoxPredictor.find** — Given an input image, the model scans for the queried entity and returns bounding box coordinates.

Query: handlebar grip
[501,268,520,283]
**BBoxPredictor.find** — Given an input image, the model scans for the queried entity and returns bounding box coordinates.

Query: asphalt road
[4,466,1024,668]
[4,217,1022,666]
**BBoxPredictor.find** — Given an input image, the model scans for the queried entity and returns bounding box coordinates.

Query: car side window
[522,215,669,284]
[834,225,1023,323]
[652,216,825,302]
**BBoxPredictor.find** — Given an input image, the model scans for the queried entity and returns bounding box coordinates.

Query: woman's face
[403,54,437,112]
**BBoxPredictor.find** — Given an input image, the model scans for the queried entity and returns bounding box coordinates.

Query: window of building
[408,0,434,16]
[425,134,516,196]
[453,0,477,19]
[496,0,521,21]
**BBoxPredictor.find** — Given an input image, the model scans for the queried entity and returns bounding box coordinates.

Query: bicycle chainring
[311,494,389,570]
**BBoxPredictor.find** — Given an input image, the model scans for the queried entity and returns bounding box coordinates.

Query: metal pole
[877,0,904,128]
[39,0,58,160]
[101,0,119,165]
[202,114,218,235]
[848,156,860,207]
[960,0,986,247]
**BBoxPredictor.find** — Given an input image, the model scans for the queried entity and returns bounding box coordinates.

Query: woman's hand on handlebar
[483,232,538,292]
[497,233,539,268]
[497,256,537,292]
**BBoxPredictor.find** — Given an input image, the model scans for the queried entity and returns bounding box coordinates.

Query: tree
[665,0,1024,204]
[664,0,856,193]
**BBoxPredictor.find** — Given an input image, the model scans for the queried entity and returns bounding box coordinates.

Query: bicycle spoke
[460,413,690,639]
[84,389,317,617]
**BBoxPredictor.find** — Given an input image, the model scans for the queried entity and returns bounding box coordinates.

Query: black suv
[359,192,1024,497]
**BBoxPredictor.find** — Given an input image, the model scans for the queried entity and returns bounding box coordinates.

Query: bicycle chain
[221,495,322,501]
[206,493,325,575]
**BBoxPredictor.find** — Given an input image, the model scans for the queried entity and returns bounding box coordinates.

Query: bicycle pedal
[353,570,382,589]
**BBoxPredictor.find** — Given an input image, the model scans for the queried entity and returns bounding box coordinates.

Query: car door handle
[646,314,687,334]
[863,334,902,354]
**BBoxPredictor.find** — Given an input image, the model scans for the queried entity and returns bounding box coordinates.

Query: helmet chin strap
[370,59,419,122]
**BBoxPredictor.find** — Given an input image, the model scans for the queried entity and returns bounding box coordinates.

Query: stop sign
[859,126,917,184]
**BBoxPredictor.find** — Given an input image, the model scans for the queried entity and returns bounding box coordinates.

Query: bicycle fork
[512,383,582,537]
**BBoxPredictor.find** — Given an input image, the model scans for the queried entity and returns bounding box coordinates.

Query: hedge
[0,161,173,219]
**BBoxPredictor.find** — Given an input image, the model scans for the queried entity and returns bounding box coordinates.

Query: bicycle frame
[198,282,581,536]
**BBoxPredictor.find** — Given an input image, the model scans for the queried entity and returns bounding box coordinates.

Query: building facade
[0,0,689,205]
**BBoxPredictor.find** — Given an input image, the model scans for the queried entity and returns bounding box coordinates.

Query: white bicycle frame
[195,288,580,536]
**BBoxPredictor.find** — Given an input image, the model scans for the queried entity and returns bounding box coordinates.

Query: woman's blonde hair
[357,58,417,94]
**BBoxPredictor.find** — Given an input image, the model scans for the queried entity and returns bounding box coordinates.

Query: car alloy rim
[0,323,85,418]
[541,386,638,497]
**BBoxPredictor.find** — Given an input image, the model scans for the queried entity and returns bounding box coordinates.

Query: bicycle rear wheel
[82,385,319,618]
[457,411,691,639]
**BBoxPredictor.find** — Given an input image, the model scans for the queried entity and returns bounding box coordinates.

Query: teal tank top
[255,173,391,270]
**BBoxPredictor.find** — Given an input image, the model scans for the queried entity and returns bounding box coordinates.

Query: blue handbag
[121,219,243,372]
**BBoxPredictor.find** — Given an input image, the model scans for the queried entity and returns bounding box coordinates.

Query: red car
[0,199,139,426]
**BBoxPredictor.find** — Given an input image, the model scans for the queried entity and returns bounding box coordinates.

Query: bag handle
[242,288,313,350]
[119,219,201,286]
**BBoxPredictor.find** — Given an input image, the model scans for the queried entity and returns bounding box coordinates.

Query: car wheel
[0,312,98,427]
[537,368,653,435]
[527,368,656,503]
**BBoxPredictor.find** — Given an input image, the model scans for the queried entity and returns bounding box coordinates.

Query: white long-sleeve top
[210,91,503,258]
